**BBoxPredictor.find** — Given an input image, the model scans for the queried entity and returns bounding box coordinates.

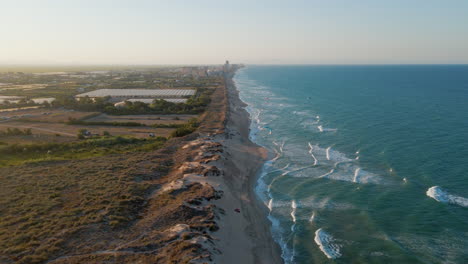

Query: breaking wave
[426,186,468,208]
[314,228,342,259]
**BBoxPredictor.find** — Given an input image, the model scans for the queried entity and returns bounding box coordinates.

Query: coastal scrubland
[0,66,231,263]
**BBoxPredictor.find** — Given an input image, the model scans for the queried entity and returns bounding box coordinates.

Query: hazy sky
[1,0,468,65]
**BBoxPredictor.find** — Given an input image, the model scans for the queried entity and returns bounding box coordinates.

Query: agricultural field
[1,109,99,123]
[0,121,174,139]
[84,113,197,125]
[0,66,221,163]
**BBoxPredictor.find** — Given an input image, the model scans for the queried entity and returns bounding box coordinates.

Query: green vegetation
[67,118,145,127]
[170,118,199,138]
[0,128,32,137]
[0,100,41,110]
[0,136,166,167]
[67,117,190,129]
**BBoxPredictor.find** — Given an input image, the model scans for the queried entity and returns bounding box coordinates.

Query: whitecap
[308,142,318,166]
[426,186,468,207]
[314,228,342,259]
[353,168,361,183]
[290,200,297,223]
[318,125,337,132]
[326,147,331,160]
[268,199,273,212]
[309,211,316,223]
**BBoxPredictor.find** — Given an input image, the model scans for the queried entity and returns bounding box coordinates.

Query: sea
[233,65,468,264]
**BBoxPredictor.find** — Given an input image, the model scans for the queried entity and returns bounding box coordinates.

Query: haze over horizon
[2,0,468,65]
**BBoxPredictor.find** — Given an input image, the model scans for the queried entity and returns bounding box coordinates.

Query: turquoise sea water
[234,65,468,264]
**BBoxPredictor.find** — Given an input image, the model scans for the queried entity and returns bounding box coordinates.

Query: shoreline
[210,68,283,263]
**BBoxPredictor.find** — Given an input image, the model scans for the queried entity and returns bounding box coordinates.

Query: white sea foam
[318,166,381,184]
[291,200,297,223]
[281,165,313,176]
[318,169,335,178]
[268,199,273,211]
[326,147,331,160]
[255,177,270,202]
[353,168,361,183]
[289,142,381,183]
[268,197,354,212]
[266,163,290,176]
[318,125,337,132]
[308,142,318,166]
[426,186,468,207]
[309,211,316,223]
[266,214,294,264]
[328,147,354,164]
[293,110,308,116]
[314,228,342,259]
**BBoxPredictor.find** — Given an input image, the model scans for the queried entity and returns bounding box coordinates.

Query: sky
[1,0,468,65]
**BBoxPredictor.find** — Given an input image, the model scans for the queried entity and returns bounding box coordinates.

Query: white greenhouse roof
[76,89,195,98]
[127,98,187,104]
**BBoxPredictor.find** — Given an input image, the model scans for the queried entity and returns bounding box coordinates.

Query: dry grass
[0,149,173,263]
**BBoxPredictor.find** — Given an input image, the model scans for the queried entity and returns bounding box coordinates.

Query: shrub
[170,125,196,138]
[169,118,199,138]
[0,128,33,137]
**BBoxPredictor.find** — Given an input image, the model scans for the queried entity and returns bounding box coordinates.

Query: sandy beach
[207,70,283,264]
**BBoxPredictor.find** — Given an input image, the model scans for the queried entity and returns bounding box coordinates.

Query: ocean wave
[292,110,309,116]
[353,168,361,183]
[326,147,331,160]
[268,198,273,211]
[290,200,297,223]
[267,197,354,211]
[267,213,295,264]
[426,186,468,207]
[314,228,342,259]
[307,142,318,166]
[309,211,316,223]
[323,167,381,184]
[280,165,314,176]
[318,125,338,133]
